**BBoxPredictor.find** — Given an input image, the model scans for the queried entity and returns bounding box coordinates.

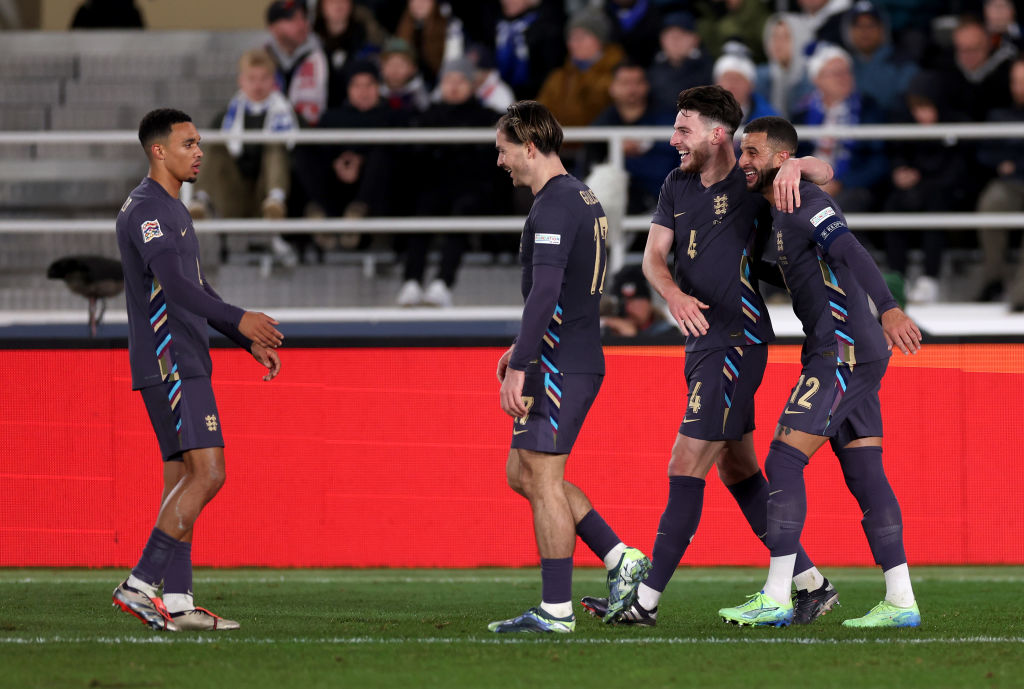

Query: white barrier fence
[4,123,1024,272]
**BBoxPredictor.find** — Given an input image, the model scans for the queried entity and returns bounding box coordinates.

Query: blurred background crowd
[2,0,1023,316]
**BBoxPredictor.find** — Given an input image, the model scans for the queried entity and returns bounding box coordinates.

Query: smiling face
[669,109,717,174]
[495,128,531,188]
[152,121,203,184]
[738,130,782,193]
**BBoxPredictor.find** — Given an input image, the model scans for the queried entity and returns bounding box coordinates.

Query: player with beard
[582,86,837,626]
[718,115,921,628]
[112,108,283,632]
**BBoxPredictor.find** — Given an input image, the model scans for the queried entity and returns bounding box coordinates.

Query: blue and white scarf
[221,90,298,158]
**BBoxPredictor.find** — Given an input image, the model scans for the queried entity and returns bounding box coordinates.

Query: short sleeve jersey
[764,181,889,365]
[115,177,216,389]
[651,165,775,352]
[518,174,607,374]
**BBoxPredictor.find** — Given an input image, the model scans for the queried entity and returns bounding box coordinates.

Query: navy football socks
[837,445,907,570]
[645,475,705,593]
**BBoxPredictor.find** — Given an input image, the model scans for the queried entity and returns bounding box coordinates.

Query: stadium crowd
[75,0,1024,308]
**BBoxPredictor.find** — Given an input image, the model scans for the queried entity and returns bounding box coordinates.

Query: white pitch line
[4,574,1024,585]
[0,636,1022,646]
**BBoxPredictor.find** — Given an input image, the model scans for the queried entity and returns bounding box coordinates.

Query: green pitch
[1,567,1021,689]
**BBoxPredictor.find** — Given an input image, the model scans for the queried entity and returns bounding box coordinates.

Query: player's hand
[496,347,514,382]
[666,290,709,337]
[881,307,922,355]
[251,343,281,381]
[774,157,803,213]
[239,311,283,349]
[500,367,528,418]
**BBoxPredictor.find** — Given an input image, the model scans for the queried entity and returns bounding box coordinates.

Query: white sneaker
[270,235,298,269]
[396,280,423,306]
[423,279,452,308]
[907,275,939,303]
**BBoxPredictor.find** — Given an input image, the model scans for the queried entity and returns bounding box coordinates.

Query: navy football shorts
[510,370,602,455]
[777,356,887,446]
[140,376,225,462]
[679,345,768,441]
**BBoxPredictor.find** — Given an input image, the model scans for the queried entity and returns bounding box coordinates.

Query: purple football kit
[116,177,250,460]
[762,181,898,443]
[509,174,608,454]
[651,165,775,441]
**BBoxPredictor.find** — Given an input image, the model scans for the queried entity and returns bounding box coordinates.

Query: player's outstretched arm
[774,156,834,213]
[251,343,282,381]
[150,253,283,349]
[880,308,922,355]
[825,233,921,354]
[643,224,708,336]
[238,312,283,349]
[202,279,256,352]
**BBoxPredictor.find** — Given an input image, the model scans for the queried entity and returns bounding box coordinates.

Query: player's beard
[679,141,710,173]
[749,165,779,193]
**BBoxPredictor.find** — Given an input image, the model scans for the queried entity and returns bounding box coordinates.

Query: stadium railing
[2,122,1023,273]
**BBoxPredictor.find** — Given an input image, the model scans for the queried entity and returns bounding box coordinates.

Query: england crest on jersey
[141,219,163,243]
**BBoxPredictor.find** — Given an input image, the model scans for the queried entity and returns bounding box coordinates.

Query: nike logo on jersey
[513,429,529,436]
[783,409,804,415]
[674,211,686,218]
[682,418,700,423]
[180,227,188,236]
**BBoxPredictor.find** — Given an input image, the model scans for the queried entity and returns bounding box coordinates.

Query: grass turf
[0,567,1021,689]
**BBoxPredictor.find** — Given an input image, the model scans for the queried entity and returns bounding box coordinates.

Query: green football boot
[842,600,921,628]
[719,591,794,627]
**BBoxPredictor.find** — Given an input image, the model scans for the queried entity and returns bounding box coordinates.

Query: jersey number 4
[687,381,702,414]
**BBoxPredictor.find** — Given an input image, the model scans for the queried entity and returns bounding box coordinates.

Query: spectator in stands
[395,0,466,87]
[648,11,714,114]
[602,265,676,337]
[984,0,1023,52]
[536,7,625,129]
[395,58,499,307]
[495,0,566,100]
[313,0,388,109]
[791,0,851,48]
[189,49,300,270]
[292,61,410,254]
[793,43,887,213]
[604,0,663,68]
[840,1,918,119]
[882,71,976,304]
[71,0,143,28]
[465,43,516,113]
[379,37,431,112]
[265,0,329,126]
[756,13,813,118]
[695,0,770,62]
[872,0,942,63]
[713,50,779,137]
[584,61,677,215]
[937,15,1015,121]
[975,57,1024,308]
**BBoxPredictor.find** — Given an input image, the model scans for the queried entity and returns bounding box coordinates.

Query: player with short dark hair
[581,86,837,627]
[718,115,922,628]
[488,101,650,633]
[112,108,284,632]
